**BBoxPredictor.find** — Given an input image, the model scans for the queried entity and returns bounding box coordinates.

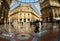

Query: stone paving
[13,32,34,41]
[0,30,59,41]
[54,32,60,41]
[32,30,48,41]
[38,31,58,41]
[0,37,10,41]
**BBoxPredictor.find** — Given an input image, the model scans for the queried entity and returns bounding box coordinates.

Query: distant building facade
[40,0,60,30]
[40,0,60,22]
[9,3,40,32]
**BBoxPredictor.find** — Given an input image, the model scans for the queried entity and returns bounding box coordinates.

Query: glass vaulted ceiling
[18,0,40,3]
[10,0,41,14]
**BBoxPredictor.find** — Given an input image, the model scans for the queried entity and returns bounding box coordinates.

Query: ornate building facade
[40,0,60,22]
[9,3,40,32]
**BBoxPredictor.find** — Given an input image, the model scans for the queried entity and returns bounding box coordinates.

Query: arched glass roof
[10,0,41,14]
[18,0,40,3]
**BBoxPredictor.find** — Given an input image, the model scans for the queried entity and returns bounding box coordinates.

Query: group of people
[30,20,40,33]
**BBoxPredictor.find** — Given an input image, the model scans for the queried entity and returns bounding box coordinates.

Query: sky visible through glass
[18,0,39,2]
[10,0,41,14]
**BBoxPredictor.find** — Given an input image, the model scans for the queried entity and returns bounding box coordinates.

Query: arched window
[20,19,22,22]
[28,19,30,21]
[24,19,26,22]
